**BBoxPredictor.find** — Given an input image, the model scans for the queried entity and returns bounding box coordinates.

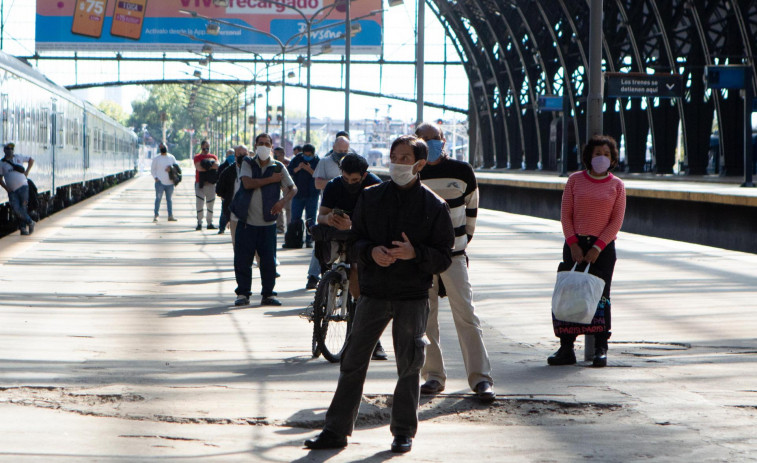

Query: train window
[40,108,49,146]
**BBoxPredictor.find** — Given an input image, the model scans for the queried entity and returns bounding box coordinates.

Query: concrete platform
[1,175,756,462]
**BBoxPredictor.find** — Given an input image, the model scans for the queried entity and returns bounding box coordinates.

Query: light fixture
[206,23,220,35]
[201,44,213,54]
[350,23,362,37]
[193,70,202,78]
[388,0,403,6]
[287,71,296,78]
[321,44,332,54]
[199,58,208,66]
[213,0,229,6]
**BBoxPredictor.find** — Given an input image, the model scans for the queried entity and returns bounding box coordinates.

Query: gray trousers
[324,296,429,438]
[195,182,216,224]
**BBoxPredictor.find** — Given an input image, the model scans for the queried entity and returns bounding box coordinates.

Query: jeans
[234,223,277,298]
[154,182,174,217]
[290,195,318,243]
[8,185,33,228]
[219,199,229,230]
[324,296,429,438]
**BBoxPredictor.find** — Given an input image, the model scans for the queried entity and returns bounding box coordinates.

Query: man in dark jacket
[215,148,246,235]
[305,135,454,454]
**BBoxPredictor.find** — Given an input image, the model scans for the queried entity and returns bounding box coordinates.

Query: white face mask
[389,161,419,186]
[256,145,272,161]
[591,156,611,174]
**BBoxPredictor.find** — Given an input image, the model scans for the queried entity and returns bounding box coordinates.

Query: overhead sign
[36,0,382,54]
[606,72,683,98]
[706,65,748,90]
[537,95,563,112]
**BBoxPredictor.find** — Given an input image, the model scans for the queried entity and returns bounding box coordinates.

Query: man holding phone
[317,153,388,361]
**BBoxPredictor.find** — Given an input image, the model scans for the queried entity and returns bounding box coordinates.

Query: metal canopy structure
[432,0,757,175]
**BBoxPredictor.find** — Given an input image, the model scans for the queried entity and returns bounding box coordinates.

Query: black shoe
[547,345,576,366]
[261,296,282,306]
[371,342,388,361]
[207,224,216,230]
[195,223,202,231]
[592,347,608,367]
[304,430,347,450]
[420,380,445,395]
[391,435,412,453]
[474,381,496,403]
[306,241,313,248]
[217,228,224,234]
[305,275,319,290]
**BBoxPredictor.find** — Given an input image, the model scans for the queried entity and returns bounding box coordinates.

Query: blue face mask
[427,139,444,162]
[303,154,314,161]
[226,154,235,164]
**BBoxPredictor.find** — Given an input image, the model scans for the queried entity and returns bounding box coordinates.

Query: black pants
[324,296,429,438]
[559,236,616,346]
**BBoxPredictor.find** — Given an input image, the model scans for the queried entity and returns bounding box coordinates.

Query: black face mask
[341,177,362,194]
[333,151,347,163]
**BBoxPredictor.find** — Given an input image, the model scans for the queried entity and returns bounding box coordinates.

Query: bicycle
[307,226,356,363]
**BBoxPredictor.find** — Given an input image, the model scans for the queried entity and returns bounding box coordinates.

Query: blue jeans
[234,223,277,298]
[290,195,318,243]
[8,185,32,228]
[154,182,174,217]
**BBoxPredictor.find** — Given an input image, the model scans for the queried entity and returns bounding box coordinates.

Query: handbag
[551,263,606,324]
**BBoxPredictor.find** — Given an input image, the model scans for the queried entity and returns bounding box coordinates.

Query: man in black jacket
[305,135,454,454]
[215,147,245,236]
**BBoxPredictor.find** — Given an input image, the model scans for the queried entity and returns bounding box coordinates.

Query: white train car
[0,51,137,230]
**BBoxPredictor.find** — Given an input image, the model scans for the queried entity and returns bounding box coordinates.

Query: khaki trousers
[195,182,216,225]
[422,254,493,390]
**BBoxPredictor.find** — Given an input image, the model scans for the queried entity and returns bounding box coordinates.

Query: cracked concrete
[1,176,757,462]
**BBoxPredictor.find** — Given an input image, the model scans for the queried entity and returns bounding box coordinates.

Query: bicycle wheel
[313,270,353,363]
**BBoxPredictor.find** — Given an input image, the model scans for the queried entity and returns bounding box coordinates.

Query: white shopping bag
[551,263,606,324]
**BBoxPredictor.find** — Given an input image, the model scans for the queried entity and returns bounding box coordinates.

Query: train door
[0,93,7,143]
[83,111,89,173]
[50,98,57,191]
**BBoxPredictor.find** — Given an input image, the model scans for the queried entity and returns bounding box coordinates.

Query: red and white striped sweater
[561,170,626,250]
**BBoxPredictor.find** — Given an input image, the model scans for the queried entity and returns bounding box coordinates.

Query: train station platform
[1,174,756,462]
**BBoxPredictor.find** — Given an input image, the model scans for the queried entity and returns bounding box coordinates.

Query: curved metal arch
[428,0,499,167]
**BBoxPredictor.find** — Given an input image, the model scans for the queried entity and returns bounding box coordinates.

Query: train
[0,50,138,234]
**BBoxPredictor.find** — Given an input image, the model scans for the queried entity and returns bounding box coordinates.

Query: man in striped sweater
[415,122,495,403]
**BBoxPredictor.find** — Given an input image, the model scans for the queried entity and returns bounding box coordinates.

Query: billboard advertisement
[36,0,383,54]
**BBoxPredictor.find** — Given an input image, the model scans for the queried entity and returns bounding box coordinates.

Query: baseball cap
[4,142,15,149]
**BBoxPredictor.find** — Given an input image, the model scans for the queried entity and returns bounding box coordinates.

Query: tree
[128,84,243,160]
[97,100,129,125]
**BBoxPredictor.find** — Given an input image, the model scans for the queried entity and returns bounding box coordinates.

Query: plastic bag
[551,263,606,324]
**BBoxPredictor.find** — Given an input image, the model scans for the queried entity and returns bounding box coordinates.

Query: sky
[0,1,469,124]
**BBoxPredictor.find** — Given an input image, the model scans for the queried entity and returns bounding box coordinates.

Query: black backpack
[168,164,182,185]
[283,219,304,249]
[26,178,39,212]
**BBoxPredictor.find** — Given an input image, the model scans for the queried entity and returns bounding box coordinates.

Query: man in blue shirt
[286,143,320,248]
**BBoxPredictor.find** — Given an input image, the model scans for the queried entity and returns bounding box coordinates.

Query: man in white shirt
[150,143,178,222]
[0,142,35,235]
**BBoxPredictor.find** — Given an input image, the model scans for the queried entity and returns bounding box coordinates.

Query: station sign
[36,0,382,54]
[606,72,683,99]
[705,65,748,90]
[537,95,563,112]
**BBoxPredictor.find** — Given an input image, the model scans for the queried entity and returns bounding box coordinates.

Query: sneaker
[167,216,177,222]
[372,342,388,361]
[207,224,217,230]
[19,228,29,236]
[261,296,282,306]
[28,221,35,234]
[305,275,319,290]
[196,223,202,231]
[153,215,158,222]
[234,295,250,306]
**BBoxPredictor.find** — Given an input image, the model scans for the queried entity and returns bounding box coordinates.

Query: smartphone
[111,0,148,40]
[72,0,108,38]
[333,208,347,217]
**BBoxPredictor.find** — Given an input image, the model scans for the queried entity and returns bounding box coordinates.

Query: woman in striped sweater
[549,135,626,368]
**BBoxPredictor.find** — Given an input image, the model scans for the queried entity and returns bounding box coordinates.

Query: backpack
[283,219,304,249]
[26,178,39,212]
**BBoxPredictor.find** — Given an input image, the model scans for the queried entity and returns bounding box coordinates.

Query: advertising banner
[36,0,383,54]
